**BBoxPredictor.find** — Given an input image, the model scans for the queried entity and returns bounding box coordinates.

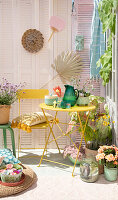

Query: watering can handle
[74,89,79,100]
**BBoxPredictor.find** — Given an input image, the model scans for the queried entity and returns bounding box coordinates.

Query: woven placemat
[0,165,37,197]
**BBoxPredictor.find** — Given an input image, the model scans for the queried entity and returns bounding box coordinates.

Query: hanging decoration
[75,35,84,51]
[51,51,83,82]
[48,16,66,42]
[40,51,83,89]
[21,29,44,53]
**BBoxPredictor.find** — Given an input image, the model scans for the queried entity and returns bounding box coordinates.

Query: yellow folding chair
[14,89,49,158]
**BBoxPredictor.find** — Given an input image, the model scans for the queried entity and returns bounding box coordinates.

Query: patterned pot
[68,155,81,165]
[80,158,99,183]
[1,164,23,183]
[45,95,58,106]
[0,105,11,124]
[76,97,90,106]
[85,147,104,174]
[104,165,117,182]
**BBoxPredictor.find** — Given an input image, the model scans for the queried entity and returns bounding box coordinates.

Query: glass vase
[80,158,99,182]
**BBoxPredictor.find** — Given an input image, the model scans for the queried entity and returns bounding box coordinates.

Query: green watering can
[63,85,79,106]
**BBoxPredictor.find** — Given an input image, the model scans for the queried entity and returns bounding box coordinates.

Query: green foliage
[97,0,117,85]
[68,96,112,150]
[89,95,105,118]
[83,116,112,150]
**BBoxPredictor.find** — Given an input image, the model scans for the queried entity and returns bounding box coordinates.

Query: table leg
[72,111,90,177]
[38,111,60,167]
[41,108,60,153]
[37,129,52,167]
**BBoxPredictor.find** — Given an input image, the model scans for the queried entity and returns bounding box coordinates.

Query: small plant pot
[45,95,58,106]
[0,164,23,183]
[77,97,90,106]
[68,155,81,165]
[85,147,104,174]
[104,165,117,182]
[1,171,22,183]
[0,105,11,124]
[85,147,98,158]
[80,158,99,183]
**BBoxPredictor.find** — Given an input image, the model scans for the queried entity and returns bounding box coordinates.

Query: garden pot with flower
[0,78,24,124]
[74,78,94,106]
[0,163,23,183]
[0,105,11,124]
[63,142,85,165]
[96,145,118,181]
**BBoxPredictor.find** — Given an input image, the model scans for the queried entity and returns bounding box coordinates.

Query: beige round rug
[0,165,37,197]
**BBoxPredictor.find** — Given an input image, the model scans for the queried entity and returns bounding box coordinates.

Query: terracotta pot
[85,147,97,158]
[0,105,11,124]
[85,147,104,174]
[98,163,104,175]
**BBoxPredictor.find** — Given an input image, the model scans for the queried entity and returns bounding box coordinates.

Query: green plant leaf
[96,0,116,85]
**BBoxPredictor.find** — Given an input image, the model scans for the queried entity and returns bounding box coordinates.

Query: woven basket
[0,105,11,124]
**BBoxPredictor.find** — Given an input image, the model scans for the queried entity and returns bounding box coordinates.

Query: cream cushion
[14,112,53,126]
[11,112,53,132]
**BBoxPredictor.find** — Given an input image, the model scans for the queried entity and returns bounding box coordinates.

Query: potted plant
[0,78,25,124]
[66,96,113,174]
[74,78,94,106]
[63,142,85,165]
[0,163,23,183]
[84,113,112,155]
[96,145,118,181]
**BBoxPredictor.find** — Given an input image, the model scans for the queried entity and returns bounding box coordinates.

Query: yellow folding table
[38,103,95,176]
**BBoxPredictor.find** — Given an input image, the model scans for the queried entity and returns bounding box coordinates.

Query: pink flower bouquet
[63,142,85,163]
[96,145,118,168]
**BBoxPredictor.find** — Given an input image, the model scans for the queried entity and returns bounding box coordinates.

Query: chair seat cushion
[0,149,21,166]
[11,112,53,133]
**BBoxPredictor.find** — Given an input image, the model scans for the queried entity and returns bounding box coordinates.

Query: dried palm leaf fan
[40,51,83,88]
[51,51,83,83]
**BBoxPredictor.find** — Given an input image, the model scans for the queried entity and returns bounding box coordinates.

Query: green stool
[0,122,16,157]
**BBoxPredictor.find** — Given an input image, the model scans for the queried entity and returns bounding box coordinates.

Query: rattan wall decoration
[21,29,44,53]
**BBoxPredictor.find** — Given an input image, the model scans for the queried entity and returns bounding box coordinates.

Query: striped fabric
[90,0,105,78]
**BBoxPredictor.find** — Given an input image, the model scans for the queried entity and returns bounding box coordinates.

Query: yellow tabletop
[40,103,95,112]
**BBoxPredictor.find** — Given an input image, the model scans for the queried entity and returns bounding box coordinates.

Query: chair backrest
[17,89,49,115]
[18,89,49,99]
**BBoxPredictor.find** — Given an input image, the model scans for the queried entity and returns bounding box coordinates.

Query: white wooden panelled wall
[0,0,72,149]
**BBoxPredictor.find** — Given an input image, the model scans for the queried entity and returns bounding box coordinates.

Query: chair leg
[3,128,7,149]
[7,127,16,157]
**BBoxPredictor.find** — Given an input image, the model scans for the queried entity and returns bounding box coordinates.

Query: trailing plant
[96,0,117,86]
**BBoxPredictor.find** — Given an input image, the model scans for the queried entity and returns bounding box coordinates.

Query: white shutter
[0,0,72,149]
